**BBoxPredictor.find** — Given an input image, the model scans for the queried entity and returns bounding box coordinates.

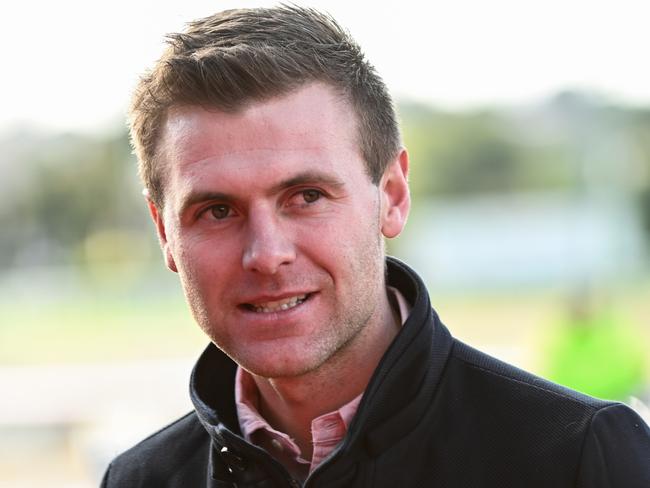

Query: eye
[301,189,322,203]
[209,204,232,220]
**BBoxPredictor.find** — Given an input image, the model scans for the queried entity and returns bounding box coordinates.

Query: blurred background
[1,1,649,486]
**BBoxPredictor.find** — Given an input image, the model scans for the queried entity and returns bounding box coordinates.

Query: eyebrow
[178,170,346,215]
[268,170,345,194]
[178,190,234,216]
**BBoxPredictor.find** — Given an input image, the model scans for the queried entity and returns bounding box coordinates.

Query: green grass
[1,277,647,369]
[0,296,207,364]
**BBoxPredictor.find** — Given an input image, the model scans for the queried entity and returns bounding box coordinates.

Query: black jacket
[102,258,650,487]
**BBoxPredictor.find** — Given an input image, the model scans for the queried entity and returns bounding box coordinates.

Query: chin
[236,350,328,380]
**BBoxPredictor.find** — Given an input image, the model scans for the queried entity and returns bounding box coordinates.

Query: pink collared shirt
[235,287,411,480]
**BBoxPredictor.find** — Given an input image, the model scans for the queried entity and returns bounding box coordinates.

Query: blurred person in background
[101,6,650,487]
[544,285,648,402]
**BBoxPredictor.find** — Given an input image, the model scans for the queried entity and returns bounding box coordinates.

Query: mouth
[241,293,311,313]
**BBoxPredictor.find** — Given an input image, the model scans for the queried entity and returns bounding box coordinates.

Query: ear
[146,194,178,273]
[379,148,411,238]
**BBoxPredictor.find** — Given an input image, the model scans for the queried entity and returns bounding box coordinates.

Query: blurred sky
[2,0,650,133]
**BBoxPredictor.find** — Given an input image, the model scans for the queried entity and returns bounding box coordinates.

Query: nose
[242,211,296,274]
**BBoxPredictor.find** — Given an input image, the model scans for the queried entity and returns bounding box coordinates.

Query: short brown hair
[129,5,401,208]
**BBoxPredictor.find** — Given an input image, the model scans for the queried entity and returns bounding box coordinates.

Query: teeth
[251,294,307,313]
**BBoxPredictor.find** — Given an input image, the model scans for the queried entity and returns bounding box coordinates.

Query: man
[102,6,650,487]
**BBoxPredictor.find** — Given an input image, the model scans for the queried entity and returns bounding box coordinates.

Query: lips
[243,293,309,313]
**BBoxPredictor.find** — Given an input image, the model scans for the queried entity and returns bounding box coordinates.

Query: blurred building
[401,192,647,291]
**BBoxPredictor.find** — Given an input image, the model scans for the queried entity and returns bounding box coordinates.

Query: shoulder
[432,339,650,484]
[101,411,211,487]
[448,339,611,411]
[448,340,649,444]
[439,339,614,450]
[577,402,650,486]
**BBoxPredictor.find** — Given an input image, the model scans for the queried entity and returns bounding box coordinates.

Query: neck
[251,288,400,458]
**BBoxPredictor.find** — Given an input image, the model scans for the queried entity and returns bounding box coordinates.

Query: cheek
[176,230,241,268]
[174,241,224,299]
[293,224,348,269]
[297,216,381,279]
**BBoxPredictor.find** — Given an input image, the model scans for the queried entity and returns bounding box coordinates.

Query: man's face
[151,82,409,378]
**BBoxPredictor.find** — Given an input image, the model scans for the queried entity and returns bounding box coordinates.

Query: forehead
[157,83,368,204]
[161,83,359,163]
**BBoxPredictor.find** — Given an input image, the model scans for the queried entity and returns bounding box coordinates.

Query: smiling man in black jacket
[102,6,650,487]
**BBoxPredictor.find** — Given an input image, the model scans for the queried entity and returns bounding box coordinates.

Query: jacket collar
[189,257,454,481]
[352,257,453,456]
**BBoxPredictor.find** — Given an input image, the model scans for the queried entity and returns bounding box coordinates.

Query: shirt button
[271,439,283,451]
